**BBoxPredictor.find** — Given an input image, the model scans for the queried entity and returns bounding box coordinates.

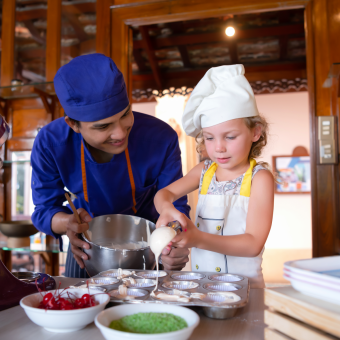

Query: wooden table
[0,277,266,340]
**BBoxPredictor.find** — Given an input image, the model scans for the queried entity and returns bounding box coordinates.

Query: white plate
[284,256,340,286]
[283,268,340,291]
[95,303,200,340]
[283,271,340,305]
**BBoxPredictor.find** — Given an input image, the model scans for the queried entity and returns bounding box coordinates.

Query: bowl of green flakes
[95,304,200,340]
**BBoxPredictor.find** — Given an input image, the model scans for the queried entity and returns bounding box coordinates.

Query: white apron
[191,159,265,288]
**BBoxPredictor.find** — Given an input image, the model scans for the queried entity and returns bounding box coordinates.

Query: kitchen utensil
[76,269,249,319]
[80,214,156,276]
[64,193,91,241]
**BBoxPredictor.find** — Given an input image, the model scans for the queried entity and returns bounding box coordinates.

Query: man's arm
[31,134,73,241]
[31,134,92,268]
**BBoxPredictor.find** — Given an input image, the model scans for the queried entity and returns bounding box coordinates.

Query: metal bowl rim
[81,237,151,252]
[81,214,155,252]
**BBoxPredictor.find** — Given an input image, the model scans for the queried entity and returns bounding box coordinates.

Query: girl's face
[202,118,261,170]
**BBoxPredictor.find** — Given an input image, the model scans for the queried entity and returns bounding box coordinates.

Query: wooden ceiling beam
[133,67,307,92]
[18,39,96,60]
[178,46,192,68]
[23,20,46,45]
[63,13,88,42]
[133,49,148,72]
[61,2,96,15]
[280,36,289,60]
[16,3,96,22]
[228,40,238,64]
[133,61,306,83]
[18,49,45,59]
[16,9,47,22]
[134,23,304,49]
[139,26,163,89]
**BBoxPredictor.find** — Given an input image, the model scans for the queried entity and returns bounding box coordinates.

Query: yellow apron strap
[81,141,137,213]
[239,159,257,197]
[81,141,89,203]
[201,162,218,195]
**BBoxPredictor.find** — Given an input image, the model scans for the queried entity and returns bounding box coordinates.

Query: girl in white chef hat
[154,64,274,288]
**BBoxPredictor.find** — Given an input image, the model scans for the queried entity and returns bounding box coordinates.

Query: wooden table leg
[0,249,12,271]
[40,252,59,276]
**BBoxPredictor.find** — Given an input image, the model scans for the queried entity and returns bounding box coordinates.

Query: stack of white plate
[284,255,340,305]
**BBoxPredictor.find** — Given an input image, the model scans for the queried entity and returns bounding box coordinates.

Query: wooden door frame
[97,0,339,257]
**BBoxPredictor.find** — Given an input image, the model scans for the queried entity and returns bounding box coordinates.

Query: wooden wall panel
[1,0,16,86]
[111,11,131,82]
[46,0,62,81]
[96,0,111,56]
[11,109,50,139]
[114,0,308,26]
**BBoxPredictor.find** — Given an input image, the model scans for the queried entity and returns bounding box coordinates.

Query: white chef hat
[182,64,259,137]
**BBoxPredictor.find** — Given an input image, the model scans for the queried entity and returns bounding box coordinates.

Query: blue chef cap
[54,53,129,122]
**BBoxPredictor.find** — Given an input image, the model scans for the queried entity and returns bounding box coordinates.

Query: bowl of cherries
[20,286,110,332]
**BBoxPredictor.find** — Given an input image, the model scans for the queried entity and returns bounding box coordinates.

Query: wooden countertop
[0,276,266,340]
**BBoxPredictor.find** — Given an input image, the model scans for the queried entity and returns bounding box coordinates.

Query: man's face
[65,105,134,155]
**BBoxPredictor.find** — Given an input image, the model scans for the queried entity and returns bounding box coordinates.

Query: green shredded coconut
[109,312,188,334]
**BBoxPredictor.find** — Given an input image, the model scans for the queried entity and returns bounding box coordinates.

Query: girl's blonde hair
[195,114,270,170]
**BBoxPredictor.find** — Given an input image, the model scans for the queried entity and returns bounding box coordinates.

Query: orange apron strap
[81,141,89,203]
[125,148,137,214]
[81,141,137,213]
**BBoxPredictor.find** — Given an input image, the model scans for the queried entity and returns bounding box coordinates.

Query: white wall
[255,92,311,250]
[132,92,312,251]
[132,102,157,116]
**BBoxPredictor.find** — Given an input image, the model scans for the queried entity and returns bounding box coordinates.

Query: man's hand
[65,208,92,269]
[161,246,190,271]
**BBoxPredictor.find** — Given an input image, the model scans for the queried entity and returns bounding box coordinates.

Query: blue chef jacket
[31,111,190,278]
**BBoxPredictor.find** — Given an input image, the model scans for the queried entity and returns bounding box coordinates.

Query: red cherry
[60,299,73,310]
[81,294,91,305]
[75,298,84,309]
[46,297,56,309]
[42,292,53,305]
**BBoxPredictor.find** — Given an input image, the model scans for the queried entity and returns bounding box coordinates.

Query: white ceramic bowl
[95,303,200,340]
[20,288,110,332]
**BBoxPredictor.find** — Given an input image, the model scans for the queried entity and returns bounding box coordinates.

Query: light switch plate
[318,116,338,164]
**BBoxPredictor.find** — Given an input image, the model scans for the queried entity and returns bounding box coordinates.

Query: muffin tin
[77,269,249,319]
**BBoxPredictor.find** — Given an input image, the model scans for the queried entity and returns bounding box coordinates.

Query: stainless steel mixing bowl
[80,214,156,277]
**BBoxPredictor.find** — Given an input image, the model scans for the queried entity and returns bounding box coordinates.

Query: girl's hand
[156,202,188,229]
[171,215,202,249]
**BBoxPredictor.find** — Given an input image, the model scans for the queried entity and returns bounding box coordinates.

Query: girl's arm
[171,170,274,257]
[154,161,204,228]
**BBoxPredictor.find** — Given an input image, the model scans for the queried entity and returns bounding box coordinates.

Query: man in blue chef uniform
[31,54,190,278]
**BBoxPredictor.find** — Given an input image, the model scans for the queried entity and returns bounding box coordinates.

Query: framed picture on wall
[272,155,311,194]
